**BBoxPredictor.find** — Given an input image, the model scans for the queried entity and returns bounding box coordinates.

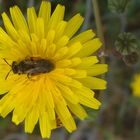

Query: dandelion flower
[0,1,108,138]
[131,74,140,97]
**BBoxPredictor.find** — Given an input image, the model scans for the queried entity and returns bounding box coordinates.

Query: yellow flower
[131,74,140,97]
[0,1,108,138]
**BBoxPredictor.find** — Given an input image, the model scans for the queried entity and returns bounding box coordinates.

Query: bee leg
[27,74,32,79]
[27,74,37,81]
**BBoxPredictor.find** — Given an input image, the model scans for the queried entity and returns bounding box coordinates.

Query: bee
[3,57,55,79]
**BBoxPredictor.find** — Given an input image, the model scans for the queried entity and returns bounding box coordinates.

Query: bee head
[12,61,18,74]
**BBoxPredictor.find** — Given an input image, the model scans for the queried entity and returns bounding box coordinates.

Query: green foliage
[108,0,130,14]
[0,117,10,128]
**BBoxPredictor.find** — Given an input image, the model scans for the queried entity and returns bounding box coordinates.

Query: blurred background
[0,0,140,140]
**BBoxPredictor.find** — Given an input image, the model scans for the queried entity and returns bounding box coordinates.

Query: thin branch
[92,0,106,64]
[27,0,34,7]
[81,0,92,31]
[119,13,127,32]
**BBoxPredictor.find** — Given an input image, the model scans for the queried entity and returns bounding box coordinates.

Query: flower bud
[123,52,139,66]
[115,32,138,55]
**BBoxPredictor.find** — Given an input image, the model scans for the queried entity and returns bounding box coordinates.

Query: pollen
[0,1,108,138]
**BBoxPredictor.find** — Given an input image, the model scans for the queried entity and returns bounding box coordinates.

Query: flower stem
[92,0,105,64]
[92,0,106,97]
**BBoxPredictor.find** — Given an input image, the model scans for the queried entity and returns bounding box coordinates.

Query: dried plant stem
[81,0,92,31]
[119,13,127,32]
[28,0,34,7]
[92,0,106,98]
[92,0,105,64]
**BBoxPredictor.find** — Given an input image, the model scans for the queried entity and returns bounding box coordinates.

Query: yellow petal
[0,94,15,117]
[45,44,56,58]
[66,79,83,89]
[64,68,76,76]
[12,81,40,124]
[16,40,31,57]
[39,111,51,138]
[54,21,67,41]
[53,47,68,60]
[69,57,82,67]
[45,77,66,107]
[50,73,72,84]
[75,38,102,57]
[55,100,76,132]
[36,18,44,39]
[51,69,66,77]
[27,7,37,33]
[71,87,101,109]
[10,6,29,33]
[47,109,55,121]
[71,70,87,78]
[56,36,69,49]
[56,59,72,68]
[67,102,88,120]
[69,29,95,45]
[66,42,82,58]
[49,119,57,130]
[2,12,19,41]
[86,64,108,76]
[78,76,107,90]
[0,27,16,48]
[48,4,65,30]
[43,79,55,109]
[39,38,47,56]
[56,83,79,104]
[12,105,29,125]
[80,86,95,97]
[30,41,38,56]
[46,30,55,46]
[76,56,99,68]
[50,74,82,90]
[0,80,13,94]
[38,1,51,33]
[18,30,31,45]
[64,14,84,38]
[71,86,95,99]
[25,106,39,133]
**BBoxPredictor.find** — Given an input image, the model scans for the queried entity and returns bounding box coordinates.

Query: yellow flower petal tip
[131,74,140,97]
[0,1,108,138]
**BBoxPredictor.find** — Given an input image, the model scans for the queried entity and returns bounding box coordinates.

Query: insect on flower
[3,57,55,79]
